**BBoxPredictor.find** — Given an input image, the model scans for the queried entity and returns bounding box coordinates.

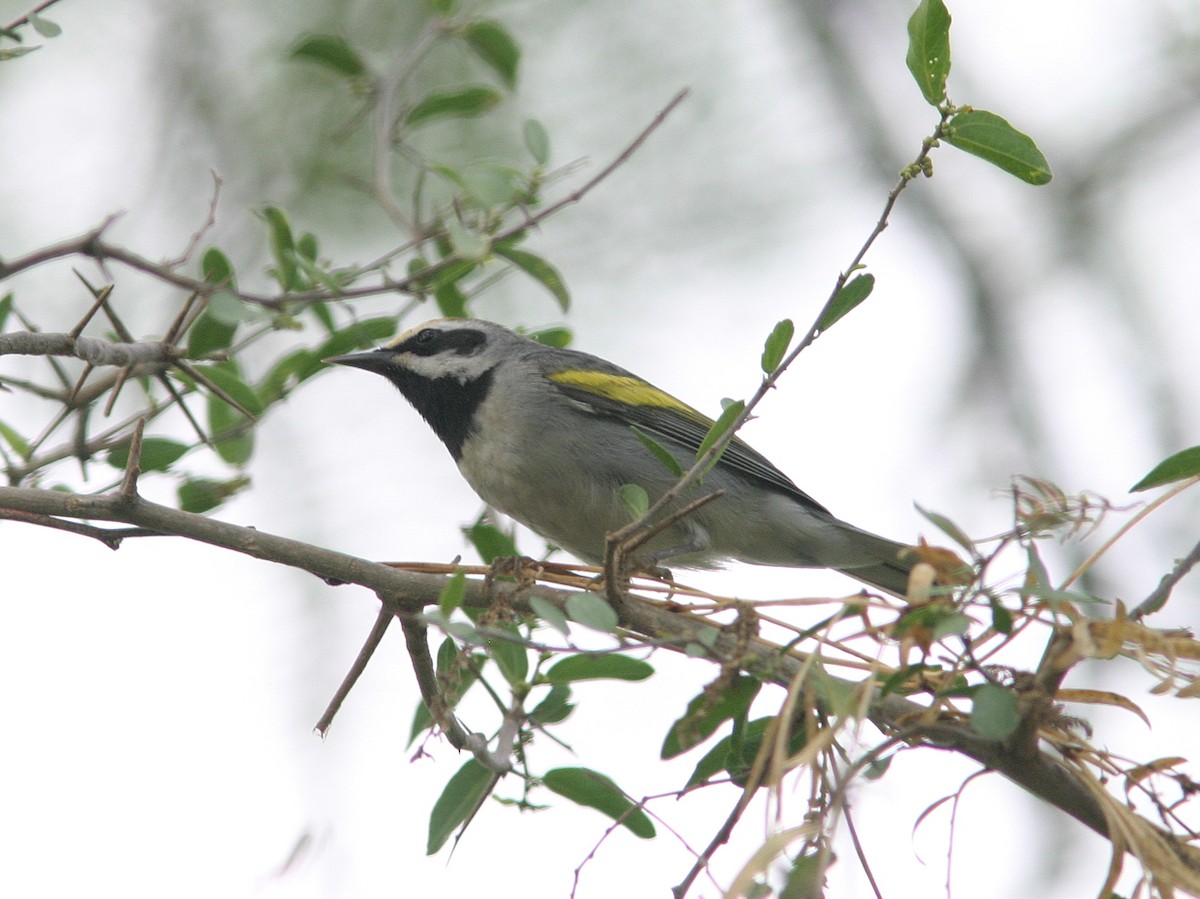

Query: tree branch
[4,481,1195,879]
[0,332,180,366]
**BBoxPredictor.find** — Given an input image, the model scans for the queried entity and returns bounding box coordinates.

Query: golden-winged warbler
[329,318,913,594]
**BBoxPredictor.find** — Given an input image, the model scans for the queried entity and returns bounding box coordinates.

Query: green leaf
[195,363,265,416]
[564,593,619,633]
[529,683,574,725]
[696,400,745,464]
[905,0,952,105]
[201,247,235,287]
[914,501,976,554]
[209,401,253,465]
[943,109,1053,185]
[438,571,467,617]
[542,767,655,839]
[291,34,367,79]
[463,520,519,563]
[1131,445,1200,492]
[462,20,520,90]
[546,654,654,684]
[261,206,300,291]
[818,272,875,333]
[932,611,972,641]
[529,596,569,636]
[781,851,824,899]
[989,596,1014,635]
[309,300,336,334]
[631,426,684,477]
[427,759,495,854]
[488,623,529,686]
[0,293,13,332]
[405,86,503,128]
[970,683,1019,739]
[760,318,794,374]
[492,245,569,311]
[0,420,31,459]
[187,309,236,360]
[686,715,808,788]
[177,475,250,514]
[409,641,482,745]
[296,232,319,262]
[314,317,399,364]
[259,348,317,402]
[523,119,550,165]
[105,437,189,473]
[863,753,894,781]
[528,326,571,348]
[662,674,760,759]
[198,363,262,466]
[28,13,62,37]
[435,281,468,318]
[427,0,456,13]
[618,483,649,521]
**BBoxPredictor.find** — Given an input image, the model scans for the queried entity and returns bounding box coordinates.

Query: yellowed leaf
[1175,679,1200,698]
[1057,688,1151,728]
[1124,756,1188,788]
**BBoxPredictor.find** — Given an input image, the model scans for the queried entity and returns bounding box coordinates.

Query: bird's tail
[829,524,916,596]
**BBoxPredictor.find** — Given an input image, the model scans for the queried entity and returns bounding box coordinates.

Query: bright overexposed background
[3,0,1199,896]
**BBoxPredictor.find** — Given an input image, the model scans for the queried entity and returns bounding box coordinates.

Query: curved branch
[2,483,1197,882]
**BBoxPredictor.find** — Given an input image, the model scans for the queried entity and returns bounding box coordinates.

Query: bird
[328,318,914,594]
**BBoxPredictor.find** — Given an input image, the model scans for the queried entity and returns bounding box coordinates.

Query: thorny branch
[1,482,1198,892]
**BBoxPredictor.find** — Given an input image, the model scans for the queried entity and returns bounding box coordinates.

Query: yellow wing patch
[548,370,695,415]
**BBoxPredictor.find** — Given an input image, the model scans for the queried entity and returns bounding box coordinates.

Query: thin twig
[67,282,114,338]
[1061,475,1200,590]
[2,0,69,34]
[315,604,394,736]
[0,508,135,548]
[165,171,223,269]
[174,359,258,421]
[119,416,146,498]
[607,106,953,577]
[1132,537,1200,621]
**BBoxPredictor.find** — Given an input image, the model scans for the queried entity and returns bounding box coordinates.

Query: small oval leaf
[970,683,1019,740]
[291,34,367,79]
[818,272,875,333]
[630,426,684,477]
[523,118,550,165]
[943,109,1052,185]
[662,674,760,759]
[438,571,467,617]
[106,437,189,473]
[405,86,503,128]
[618,483,649,521]
[760,318,795,374]
[542,767,655,838]
[546,654,654,684]
[462,20,520,89]
[427,759,495,854]
[493,245,569,311]
[905,0,952,105]
[565,593,619,633]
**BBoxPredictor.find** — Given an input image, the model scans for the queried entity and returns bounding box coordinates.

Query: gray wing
[536,350,831,517]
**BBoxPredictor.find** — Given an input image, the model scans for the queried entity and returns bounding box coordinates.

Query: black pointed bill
[324,348,394,373]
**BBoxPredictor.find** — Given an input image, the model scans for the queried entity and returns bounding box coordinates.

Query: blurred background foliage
[3,0,1200,895]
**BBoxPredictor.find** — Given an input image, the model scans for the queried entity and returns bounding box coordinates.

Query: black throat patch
[385,366,494,461]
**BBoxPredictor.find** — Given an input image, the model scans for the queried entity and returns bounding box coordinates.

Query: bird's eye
[416,329,437,344]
